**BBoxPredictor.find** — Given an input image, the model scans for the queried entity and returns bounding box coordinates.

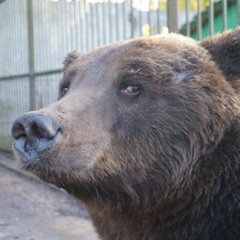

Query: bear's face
[12,34,238,204]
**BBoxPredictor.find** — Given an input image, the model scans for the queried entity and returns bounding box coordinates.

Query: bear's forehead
[62,34,212,90]
[88,34,198,60]
[68,34,201,74]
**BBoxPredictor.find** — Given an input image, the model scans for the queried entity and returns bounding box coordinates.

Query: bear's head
[12,29,240,239]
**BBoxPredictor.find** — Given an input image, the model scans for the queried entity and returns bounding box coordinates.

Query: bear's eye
[61,87,69,96]
[59,83,69,98]
[121,85,140,95]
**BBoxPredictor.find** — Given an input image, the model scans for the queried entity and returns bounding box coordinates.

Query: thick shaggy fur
[12,29,240,240]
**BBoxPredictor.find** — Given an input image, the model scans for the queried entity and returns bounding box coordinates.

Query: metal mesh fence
[0,0,240,150]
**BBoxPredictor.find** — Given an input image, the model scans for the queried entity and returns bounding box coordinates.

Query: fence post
[27,0,36,111]
[197,0,202,40]
[130,0,134,38]
[222,0,227,31]
[167,0,178,33]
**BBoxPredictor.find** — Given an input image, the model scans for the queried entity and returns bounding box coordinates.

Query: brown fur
[12,29,240,240]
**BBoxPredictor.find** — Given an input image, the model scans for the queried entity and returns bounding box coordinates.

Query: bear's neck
[81,126,240,240]
[84,167,238,240]
[63,124,239,240]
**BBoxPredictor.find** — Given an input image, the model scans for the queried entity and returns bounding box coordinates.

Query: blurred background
[0,0,239,150]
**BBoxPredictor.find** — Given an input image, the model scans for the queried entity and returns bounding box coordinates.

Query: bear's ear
[63,50,80,69]
[200,28,240,92]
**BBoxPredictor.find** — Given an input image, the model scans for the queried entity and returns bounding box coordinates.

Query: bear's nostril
[31,123,44,139]
[12,123,26,139]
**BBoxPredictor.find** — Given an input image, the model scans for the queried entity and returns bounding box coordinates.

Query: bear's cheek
[14,129,112,186]
[13,105,111,180]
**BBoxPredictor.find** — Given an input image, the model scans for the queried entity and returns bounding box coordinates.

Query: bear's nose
[12,113,61,157]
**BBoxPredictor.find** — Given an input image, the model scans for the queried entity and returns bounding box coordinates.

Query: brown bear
[12,29,240,240]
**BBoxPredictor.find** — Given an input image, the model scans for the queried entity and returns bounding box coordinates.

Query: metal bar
[63,1,68,52]
[0,69,62,82]
[74,0,79,50]
[209,0,214,36]
[96,3,101,45]
[237,0,240,26]
[45,0,50,71]
[197,0,202,40]
[0,74,30,81]
[12,0,17,74]
[69,2,74,49]
[185,0,190,36]
[56,0,61,62]
[8,0,12,75]
[130,0,134,38]
[157,0,160,34]
[115,2,119,40]
[102,2,106,44]
[148,2,151,35]
[90,3,94,49]
[27,0,36,111]
[109,1,113,42]
[34,69,62,76]
[79,1,85,52]
[84,1,89,51]
[138,4,142,36]
[122,0,126,39]
[167,0,178,33]
[4,1,8,76]
[222,0,227,31]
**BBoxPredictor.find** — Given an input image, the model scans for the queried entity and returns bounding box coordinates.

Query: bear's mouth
[13,128,62,164]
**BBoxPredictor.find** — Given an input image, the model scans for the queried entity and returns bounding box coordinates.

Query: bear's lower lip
[14,129,62,164]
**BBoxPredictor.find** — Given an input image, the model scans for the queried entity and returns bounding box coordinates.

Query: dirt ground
[0,151,99,240]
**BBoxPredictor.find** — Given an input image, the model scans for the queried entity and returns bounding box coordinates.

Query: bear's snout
[12,113,61,160]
